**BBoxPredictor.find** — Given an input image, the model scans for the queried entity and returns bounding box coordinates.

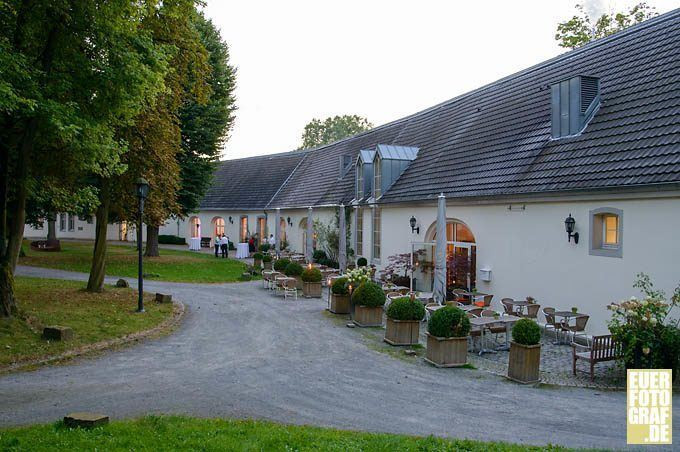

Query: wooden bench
[572,334,621,381]
[200,237,212,248]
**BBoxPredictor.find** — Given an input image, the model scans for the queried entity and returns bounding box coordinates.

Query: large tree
[0,0,168,316]
[555,2,657,49]
[299,115,372,150]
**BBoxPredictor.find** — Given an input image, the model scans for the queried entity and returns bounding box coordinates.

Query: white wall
[23,214,137,242]
[377,195,680,335]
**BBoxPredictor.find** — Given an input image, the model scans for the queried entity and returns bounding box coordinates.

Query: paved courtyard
[3,266,679,449]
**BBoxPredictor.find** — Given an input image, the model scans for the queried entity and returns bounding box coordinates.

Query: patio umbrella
[274,208,281,254]
[338,204,346,272]
[433,193,447,305]
[306,206,314,263]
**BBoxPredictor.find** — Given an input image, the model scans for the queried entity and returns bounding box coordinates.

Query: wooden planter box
[263,262,272,270]
[293,275,303,290]
[425,333,468,367]
[329,293,350,314]
[507,342,541,384]
[353,305,383,327]
[253,259,262,268]
[384,318,420,346]
[303,281,322,298]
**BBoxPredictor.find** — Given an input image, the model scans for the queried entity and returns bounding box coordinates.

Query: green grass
[0,415,577,451]
[19,240,251,283]
[0,277,173,367]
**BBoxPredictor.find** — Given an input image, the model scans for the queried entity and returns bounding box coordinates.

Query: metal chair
[500,299,515,316]
[283,278,298,301]
[563,314,589,343]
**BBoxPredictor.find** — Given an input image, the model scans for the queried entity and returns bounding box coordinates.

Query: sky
[202,0,678,160]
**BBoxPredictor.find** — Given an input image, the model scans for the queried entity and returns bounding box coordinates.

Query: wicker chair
[467,307,484,317]
[282,278,298,300]
[562,314,589,343]
[524,303,541,319]
[500,299,515,316]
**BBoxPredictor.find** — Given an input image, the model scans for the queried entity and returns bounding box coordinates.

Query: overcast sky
[203,0,678,160]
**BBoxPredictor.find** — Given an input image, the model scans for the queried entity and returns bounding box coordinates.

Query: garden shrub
[313,250,327,262]
[386,297,425,321]
[262,254,272,263]
[253,252,263,260]
[284,261,303,277]
[511,318,541,346]
[356,257,368,267]
[158,235,186,245]
[259,244,270,252]
[331,277,349,295]
[427,306,470,338]
[351,282,385,308]
[273,258,290,272]
[301,267,322,283]
[238,273,252,282]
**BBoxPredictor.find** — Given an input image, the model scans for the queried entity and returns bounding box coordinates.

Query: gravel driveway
[3,266,678,449]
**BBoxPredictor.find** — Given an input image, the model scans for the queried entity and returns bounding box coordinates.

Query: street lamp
[136,177,149,313]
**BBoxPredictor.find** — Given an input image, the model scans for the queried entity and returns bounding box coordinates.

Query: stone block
[64,412,109,428]
[155,293,172,303]
[42,326,73,341]
[115,279,129,288]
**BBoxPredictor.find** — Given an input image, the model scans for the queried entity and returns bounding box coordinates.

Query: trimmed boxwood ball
[273,258,290,272]
[301,267,322,283]
[253,252,263,260]
[262,254,272,263]
[386,297,425,321]
[512,318,541,345]
[351,282,385,308]
[284,261,303,277]
[428,306,470,338]
[331,277,349,295]
[313,250,327,262]
[356,257,368,267]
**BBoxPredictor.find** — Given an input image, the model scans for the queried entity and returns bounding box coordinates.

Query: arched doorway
[189,216,201,238]
[211,217,225,237]
[299,217,317,256]
[425,219,476,290]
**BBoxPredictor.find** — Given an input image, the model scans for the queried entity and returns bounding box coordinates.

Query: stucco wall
[377,196,680,335]
[23,216,135,242]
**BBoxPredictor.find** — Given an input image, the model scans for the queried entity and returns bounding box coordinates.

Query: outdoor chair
[467,307,483,317]
[467,312,482,351]
[282,278,298,301]
[523,303,541,319]
[562,314,589,343]
[572,334,621,381]
[500,299,515,316]
[424,303,439,322]
[480,309,506,338]
[474,294,493,307]
[397,287,410,295]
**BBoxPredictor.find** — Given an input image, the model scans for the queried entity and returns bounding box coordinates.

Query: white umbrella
[338,204,346,272]
[274,208,281,254]
[433,193,447,305]
[306,206,314,263]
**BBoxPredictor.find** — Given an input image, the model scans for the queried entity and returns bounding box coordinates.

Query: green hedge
[428,306,470,338]
[284,261,303,277]
[386,297,425,321]
[356,257,368,267]
[351,282,385,308]
[273,258,290,272]
[262,254,272,263]
[158,235,186,245]
[512,318,541,345]
[253,252,263,260]
[301,267,322,283]
[331,277,349,295]
[259,244,270,252]
[313,250,327,262]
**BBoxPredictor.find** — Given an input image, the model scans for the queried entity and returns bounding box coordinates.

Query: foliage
[345,266,372,288]
[313,208,352,264]
[511,319,541,346]
[607,273,680,374]
[273,258,290,272]
[386,297,425,321]
[380,252,423,286]
[555,2,657,49]
[357,257,368,267]
[262,254,272,263]
[284,262,303,277]
[331,277,349,295]
[428,306,470,338]
[299,115,373,149]
[446,252,471,292]
[253,253,263,260]
[301,267,322,283]
[351,282,385,308]
[158,235,186,245]
[259,244,271,252]
[313,249,327,262]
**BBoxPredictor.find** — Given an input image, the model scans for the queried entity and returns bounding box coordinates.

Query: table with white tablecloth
[189,237,201,251]
[236,243,249,258]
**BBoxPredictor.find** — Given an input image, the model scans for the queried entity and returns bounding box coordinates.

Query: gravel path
[3,266,678,449]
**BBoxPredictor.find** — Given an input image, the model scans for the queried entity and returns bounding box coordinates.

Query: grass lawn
[19,240,251,283]
[0,277,173,367]
[0,415,575,451]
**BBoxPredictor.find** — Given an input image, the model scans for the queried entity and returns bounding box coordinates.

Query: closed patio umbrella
[275,208,281,254]
[306,206,314,263]
[433,193,447,305]
[338,204,346,272]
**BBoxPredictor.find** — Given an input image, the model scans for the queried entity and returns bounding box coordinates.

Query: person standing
[268,233,275,248]
[221,235,229,258]
[248,236,255,254]
[214,234,221,258]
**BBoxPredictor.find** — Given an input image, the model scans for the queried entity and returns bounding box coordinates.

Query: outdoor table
[236,243,249,258]
[494,315,522,350]
[469,317,501,355]
[553,311,584,344]
[505,300,530,316]
[415,291,433,303]
[459,291,490,305]
[188,237,201,251]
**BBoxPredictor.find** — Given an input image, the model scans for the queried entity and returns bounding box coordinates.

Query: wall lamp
[409,216,420,234]
[228,216,233,224]
[564,214,579,244]
[287,217,292,226]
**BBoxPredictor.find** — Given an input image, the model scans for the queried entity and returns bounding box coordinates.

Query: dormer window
[356,161,364,200]
[374,155,382,198]
[551,75,600,139]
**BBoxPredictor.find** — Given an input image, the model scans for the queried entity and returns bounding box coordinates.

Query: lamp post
[136,178,149,313]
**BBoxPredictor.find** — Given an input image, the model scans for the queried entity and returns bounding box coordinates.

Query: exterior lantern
[136,177,149,200]
[564,214,579,244]
[409,216,419,234]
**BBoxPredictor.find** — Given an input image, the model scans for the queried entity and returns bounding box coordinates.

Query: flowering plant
[345,266,371,288]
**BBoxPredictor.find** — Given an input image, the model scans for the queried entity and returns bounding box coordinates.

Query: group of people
[214,234,230,258]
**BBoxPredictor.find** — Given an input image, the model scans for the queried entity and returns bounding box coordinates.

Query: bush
[357,257,368,267]
[238,273,252,282]
[351,282,385,308]
[262,254,272,263]
[273,258,290,272]
[512,318,541,345]
[253,252,263,260]
[313,250,327,262]
[229,242,236,250]
[331,277,349,295]
[284,261,303,277]
[428,306,470,338]
[301,267,322,283]
[158,234,186,245]
[386,297,425,321]
[259,244,270,252]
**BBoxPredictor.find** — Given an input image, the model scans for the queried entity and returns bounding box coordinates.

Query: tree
[555,2,657,49]
[299,115,373,150]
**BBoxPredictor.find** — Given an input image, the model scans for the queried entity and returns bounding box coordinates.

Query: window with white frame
[240,216,248,243]
[356,162,363,200]
[59,214,66,231]
[372,207,381,261]
[589,208,623,258]
[374,156,382,199]
[356,207,363,256]
[68,214,75,231]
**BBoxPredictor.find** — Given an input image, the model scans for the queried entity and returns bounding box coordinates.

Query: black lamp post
[564,214,579,244]
[409,216,419,234]
[136,177,149,313]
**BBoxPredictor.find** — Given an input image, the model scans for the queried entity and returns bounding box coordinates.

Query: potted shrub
[273,258,290,272]
[351,281,385,327]
[253,252,263,269]
[357,257,368,267]
[425,306,470,367]
[301,267,322,298]
[313,249,327,263]
[507,318,541,384]
[284,261,304,289]
[330,277,350,314]
[262,254,273,270]
[259,244,270,253]
[384,297,425,345]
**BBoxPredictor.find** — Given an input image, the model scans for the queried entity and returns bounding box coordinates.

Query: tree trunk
[0,263,16,317]
[145,224,159,257]
[87,183,110,292]
[47,214,57,244]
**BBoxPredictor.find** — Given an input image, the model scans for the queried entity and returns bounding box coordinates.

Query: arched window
[212,217,225,236]
[189,216,201,238]
[426,219,476,290]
